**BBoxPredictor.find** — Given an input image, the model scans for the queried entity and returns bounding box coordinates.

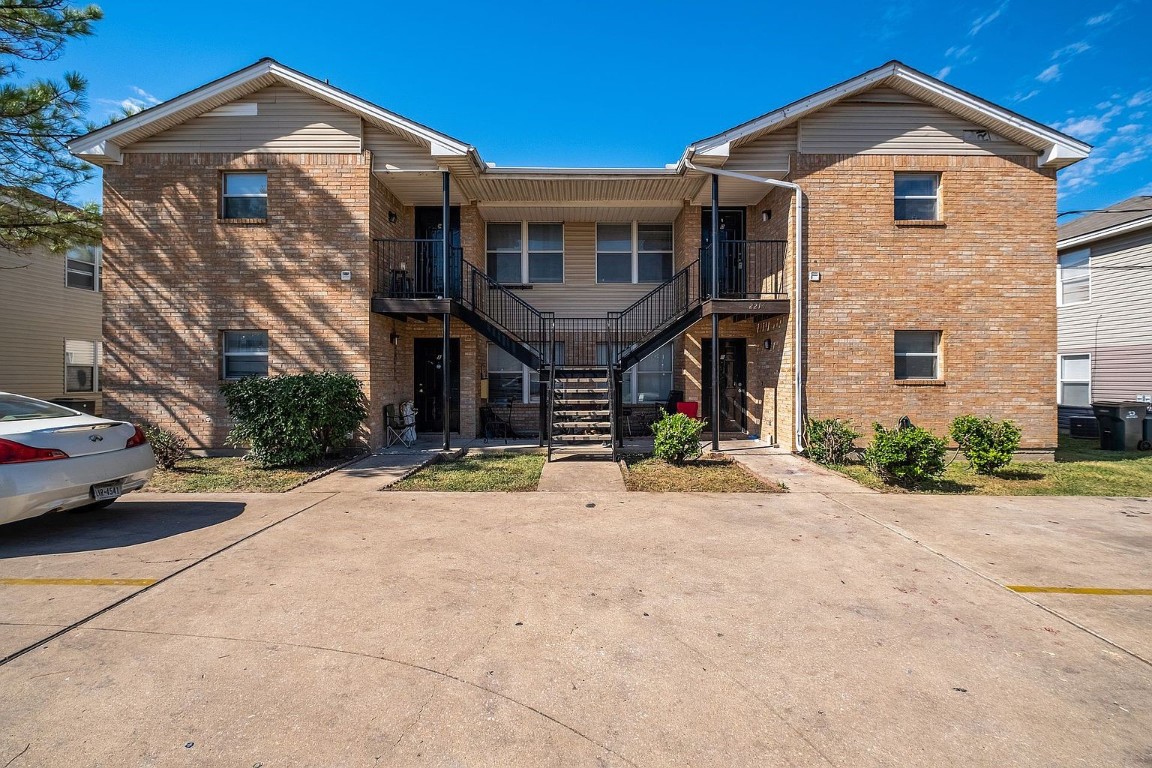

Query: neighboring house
[1056,195,1152,434]
[0,216,103,414]
[67,59,1088,457]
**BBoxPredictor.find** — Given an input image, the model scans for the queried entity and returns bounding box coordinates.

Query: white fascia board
[682,61,1091,168]
[1058,216,1152,249]
[68,58,475,160]
[73,140,122,165]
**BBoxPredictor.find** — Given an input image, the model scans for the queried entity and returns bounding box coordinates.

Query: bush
[863,421,947,484]
[220,372,368,468]
[950,415,1021,475]
[805,418,860,465]
[142,424,187,470]
[651,411,705,464]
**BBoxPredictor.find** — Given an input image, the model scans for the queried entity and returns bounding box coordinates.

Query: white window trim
[894,330,941,380]
[485,221,564,284]
[221,330,269,380]
[221,171,268,220]
[595,340,675,403]
[65,245,101,291]
[1058,353,1091,406]
[64,339,101,393]
[893,172,940,221]
[596,222,675,284]
[487,342,563,404]
[1057,248,1091,307]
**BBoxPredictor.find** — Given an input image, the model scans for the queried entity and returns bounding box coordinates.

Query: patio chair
[480,405,513,444]
[385,403,414,448]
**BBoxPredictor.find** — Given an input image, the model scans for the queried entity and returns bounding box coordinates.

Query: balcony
[372,238,464,315]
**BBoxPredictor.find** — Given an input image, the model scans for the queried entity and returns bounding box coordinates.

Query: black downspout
[710,173,720,452]
[441,170,451,452]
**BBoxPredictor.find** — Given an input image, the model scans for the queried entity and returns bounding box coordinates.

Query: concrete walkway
[537,455,626,492]
[719,438,875,494]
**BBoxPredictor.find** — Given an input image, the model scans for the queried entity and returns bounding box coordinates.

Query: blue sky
[34,0,1152,216]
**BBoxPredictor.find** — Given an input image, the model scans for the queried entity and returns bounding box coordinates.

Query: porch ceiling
[689,170,788,207]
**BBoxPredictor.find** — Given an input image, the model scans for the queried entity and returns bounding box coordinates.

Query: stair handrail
[612,259,700,363]
[546,312,556,460]
[461,260,549,359]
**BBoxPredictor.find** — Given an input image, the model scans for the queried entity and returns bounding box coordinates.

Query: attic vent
[204,102,258,117]
[963,129,993,143]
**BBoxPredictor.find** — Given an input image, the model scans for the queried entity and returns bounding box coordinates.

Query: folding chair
[385,403,414,448]
[480,405,512,444]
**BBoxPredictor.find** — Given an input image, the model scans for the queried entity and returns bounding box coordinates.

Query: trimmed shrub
[142,423,187,470]
[864,421,947,484]
[651,411,705,464]
[220,372,368,468]
[805,418,860,465]
[950,415,1021,475]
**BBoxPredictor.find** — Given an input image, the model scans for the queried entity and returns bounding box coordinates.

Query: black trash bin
[1142,414,1152,451]
[1092,402,1148,451]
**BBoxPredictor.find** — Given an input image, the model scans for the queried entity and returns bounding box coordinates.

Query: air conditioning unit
[1068,416,1099,439]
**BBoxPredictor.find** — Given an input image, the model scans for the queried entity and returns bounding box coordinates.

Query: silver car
[0,393,156,525]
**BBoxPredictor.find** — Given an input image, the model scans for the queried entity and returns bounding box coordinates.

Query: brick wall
[794,153,1058,450]
[102,152,375,450]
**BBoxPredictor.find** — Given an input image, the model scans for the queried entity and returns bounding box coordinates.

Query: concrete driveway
[0,485,1149,766]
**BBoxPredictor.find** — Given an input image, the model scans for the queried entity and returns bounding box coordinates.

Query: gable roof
[684,61,1091,170]
[1058,195,1152,248]
[68,58,479,167]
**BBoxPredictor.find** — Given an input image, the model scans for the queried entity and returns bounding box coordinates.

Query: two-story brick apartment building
[68,59,1088,458]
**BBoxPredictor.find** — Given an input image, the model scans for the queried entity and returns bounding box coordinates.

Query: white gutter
[684,161,806,452]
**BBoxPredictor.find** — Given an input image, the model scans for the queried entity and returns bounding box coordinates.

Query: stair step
[552,433,612,442]
[550,445,616,456]
[554,386,608,393]
[554,378,609,384]
[554,421,611,428]
[553,398,608,405]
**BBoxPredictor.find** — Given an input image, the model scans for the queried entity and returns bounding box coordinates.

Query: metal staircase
[373,238,786,461]
[546,368,615,459]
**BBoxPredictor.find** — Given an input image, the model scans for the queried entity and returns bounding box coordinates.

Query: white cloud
[1086,10,1114,25]
[1128,91,1152,107]
[1037,64,1062,83]
[98,86,162,117]
[944,45,971,59]
[1012,89,1040,103]
[969,1,1008,36]
[1052,41,1091,59]
[935,66,953,79]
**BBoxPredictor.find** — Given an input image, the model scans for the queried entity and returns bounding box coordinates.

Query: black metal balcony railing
[698,240,787,299]
[374,238,462,298]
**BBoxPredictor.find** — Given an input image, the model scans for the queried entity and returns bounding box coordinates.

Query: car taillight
[0,438,69,464]
[125,425,148,449]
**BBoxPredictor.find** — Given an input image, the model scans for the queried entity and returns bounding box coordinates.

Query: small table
[389,269,413,297]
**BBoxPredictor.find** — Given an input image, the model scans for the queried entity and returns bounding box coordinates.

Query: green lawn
[146,456,350,493]
[623,455,785,493]
[832,436,1152,495]
[390,451,545,492]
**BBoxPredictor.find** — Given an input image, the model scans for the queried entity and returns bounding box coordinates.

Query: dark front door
[414,338,460,433]
[701,208,747,298]
[413,206,462,297]
[701,338,748,432]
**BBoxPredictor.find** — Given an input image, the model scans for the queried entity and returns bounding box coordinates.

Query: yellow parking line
[1007,585,1152,596]
[0,578,156,587]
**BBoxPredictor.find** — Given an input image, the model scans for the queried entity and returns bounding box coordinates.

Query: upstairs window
[221,172,267,219]
[894,330,940,380]
[596,223,674,283]
[1058,249,1090,306]
[894,173,939,221]
[65,339,100,392]
[221,330,268,379]
[485,222,564,284]
[66,245,100,290]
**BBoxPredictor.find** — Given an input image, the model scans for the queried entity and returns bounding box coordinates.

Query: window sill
[895,220,946,228]
[500,283,534,290]
[894,379,946,387]
[217,218,268,226]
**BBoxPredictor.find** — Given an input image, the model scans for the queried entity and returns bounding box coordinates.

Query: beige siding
[728,126,796,171]
[798,87,1033,156]
[0,247,102,411]
[1059,229,1152,351]
[124,86,361,154]
[365,126,440,172]
[498,222,654,316]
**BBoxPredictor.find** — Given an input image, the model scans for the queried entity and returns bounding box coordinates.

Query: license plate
[91,481,123,501]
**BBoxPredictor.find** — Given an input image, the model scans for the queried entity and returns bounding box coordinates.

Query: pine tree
[0,0,103,252]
